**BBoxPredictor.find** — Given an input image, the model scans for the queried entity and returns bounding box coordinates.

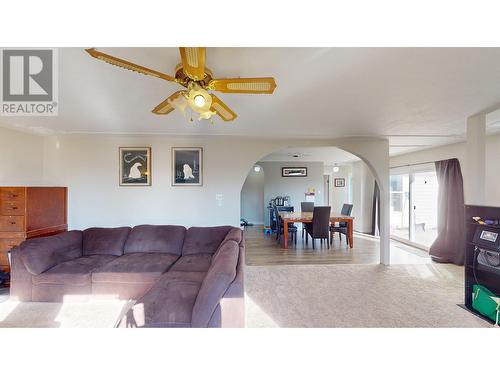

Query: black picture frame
[119,147,151,186]
[172,147,203,186]
[282,167,307,177]
[334,178,345,187]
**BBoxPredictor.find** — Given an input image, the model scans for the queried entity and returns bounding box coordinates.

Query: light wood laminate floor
[244,225,430,266]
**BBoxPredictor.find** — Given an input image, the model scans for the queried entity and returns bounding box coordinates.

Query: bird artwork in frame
[119,147,152,186]
[172,147,203,186]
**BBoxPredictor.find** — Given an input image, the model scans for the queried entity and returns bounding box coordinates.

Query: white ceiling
[3,47,500,156]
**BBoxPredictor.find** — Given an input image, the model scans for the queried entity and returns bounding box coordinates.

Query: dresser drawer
[0,216,25,232]
[0,199,25,215]
[0,238,23,252]
[0,252,9,268]
[0,187,25,202]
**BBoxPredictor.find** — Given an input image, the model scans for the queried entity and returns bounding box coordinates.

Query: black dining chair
[274,204,297,245]
[300,202,314,238]
[330,204,353,245]
[305,206,331,249]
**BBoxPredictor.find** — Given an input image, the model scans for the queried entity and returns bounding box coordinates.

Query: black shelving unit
[464,205,500,324]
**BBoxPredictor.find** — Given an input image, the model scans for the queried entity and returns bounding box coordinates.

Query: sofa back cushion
[20,230,83,275]
[124,225,186,255]
[191,239,239,327]
[181,226,233,255]
[218,227,242,247]
[83,227,130,256]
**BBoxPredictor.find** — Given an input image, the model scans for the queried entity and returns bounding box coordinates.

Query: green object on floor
[472,284,498,322]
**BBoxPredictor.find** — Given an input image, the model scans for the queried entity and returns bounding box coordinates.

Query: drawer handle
[9,194,18,198]
[10,221,16,225]
[10,206,18,210]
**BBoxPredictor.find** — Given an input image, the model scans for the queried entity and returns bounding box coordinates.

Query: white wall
[324,164,351,213]
[240,166,265,224]
[0,128,392,263]
[351,161,375,233]
[0,127,45,185]
[390,133,500,207]
[43,134,277,229]
[259,161,324,225]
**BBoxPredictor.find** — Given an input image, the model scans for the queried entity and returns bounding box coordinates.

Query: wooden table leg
[283,220,289,249]
[348,219,353,248]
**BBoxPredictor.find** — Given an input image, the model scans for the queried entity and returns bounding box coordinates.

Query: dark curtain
[429,158,465,265]
[371,181,380,236]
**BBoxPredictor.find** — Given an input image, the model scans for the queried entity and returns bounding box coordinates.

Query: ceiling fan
[85,47,277,122]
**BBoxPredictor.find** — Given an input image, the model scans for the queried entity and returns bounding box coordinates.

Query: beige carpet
[0,299,133,328]
[0,263,492,328]
[245,263,492,328]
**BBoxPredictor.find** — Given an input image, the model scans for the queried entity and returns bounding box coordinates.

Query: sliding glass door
[390,174,410,240]
[411,170,438,247]
[390,164,438,249]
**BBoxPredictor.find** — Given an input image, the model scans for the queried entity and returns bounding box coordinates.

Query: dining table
[279,211,355,249]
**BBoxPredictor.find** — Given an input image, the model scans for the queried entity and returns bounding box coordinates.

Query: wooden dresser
[0,187,67,272]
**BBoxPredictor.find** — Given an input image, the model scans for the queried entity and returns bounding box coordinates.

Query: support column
[379,187,390,265]
[466,113,486,205]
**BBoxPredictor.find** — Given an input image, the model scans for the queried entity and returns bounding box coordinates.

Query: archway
[237,138,390,265]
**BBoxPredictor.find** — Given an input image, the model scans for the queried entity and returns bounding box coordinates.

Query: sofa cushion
[213,228,242,264]
[181,226,233,255]
[169,254,212,272]
[83,227,131,256]
[118,271,206,328]
[124,225,186,255]
[92,253,179,284]
[32,255,117,286]
[220,227,242,246]
[191,240,239,327]
[20,231,82,275]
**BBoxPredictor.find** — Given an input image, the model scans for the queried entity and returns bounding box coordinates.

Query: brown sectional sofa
[9,225,245,328]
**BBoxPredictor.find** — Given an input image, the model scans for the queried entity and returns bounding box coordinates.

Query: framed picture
[172,147,203,186]
[334,178,345,187]
[282,167,307,177]
[119,147,151,186]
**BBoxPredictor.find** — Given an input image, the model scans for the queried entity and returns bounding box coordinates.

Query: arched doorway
[240,144,386,264]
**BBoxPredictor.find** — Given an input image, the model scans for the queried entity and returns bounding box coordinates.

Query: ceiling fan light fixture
[86,47,276,123]
[187,83,213,119]
[193,94,206,108]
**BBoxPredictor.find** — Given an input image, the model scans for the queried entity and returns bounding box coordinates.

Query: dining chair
[330,203,353,245]
[305,206,331,249]
[274,204,297,245]
[300,202,314,238]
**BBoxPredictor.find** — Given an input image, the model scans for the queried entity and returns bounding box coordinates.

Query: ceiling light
[254,165,261,172]
[333,164,340,173]
[185,82,216,120]
[193,94,206,107]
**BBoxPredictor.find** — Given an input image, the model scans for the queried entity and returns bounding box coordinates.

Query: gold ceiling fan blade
[208,77,277,94]
[210,94,237,121]
[179,47,206,81]
[86,48,176,82]
[152,91,186,115]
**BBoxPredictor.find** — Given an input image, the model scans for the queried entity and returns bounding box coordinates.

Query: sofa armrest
[9,246,33,301]
[213,241,245,328]
[20,231,83,275]
[191,239,240,327]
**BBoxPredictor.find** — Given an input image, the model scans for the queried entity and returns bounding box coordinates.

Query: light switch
[216,194,223,206]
